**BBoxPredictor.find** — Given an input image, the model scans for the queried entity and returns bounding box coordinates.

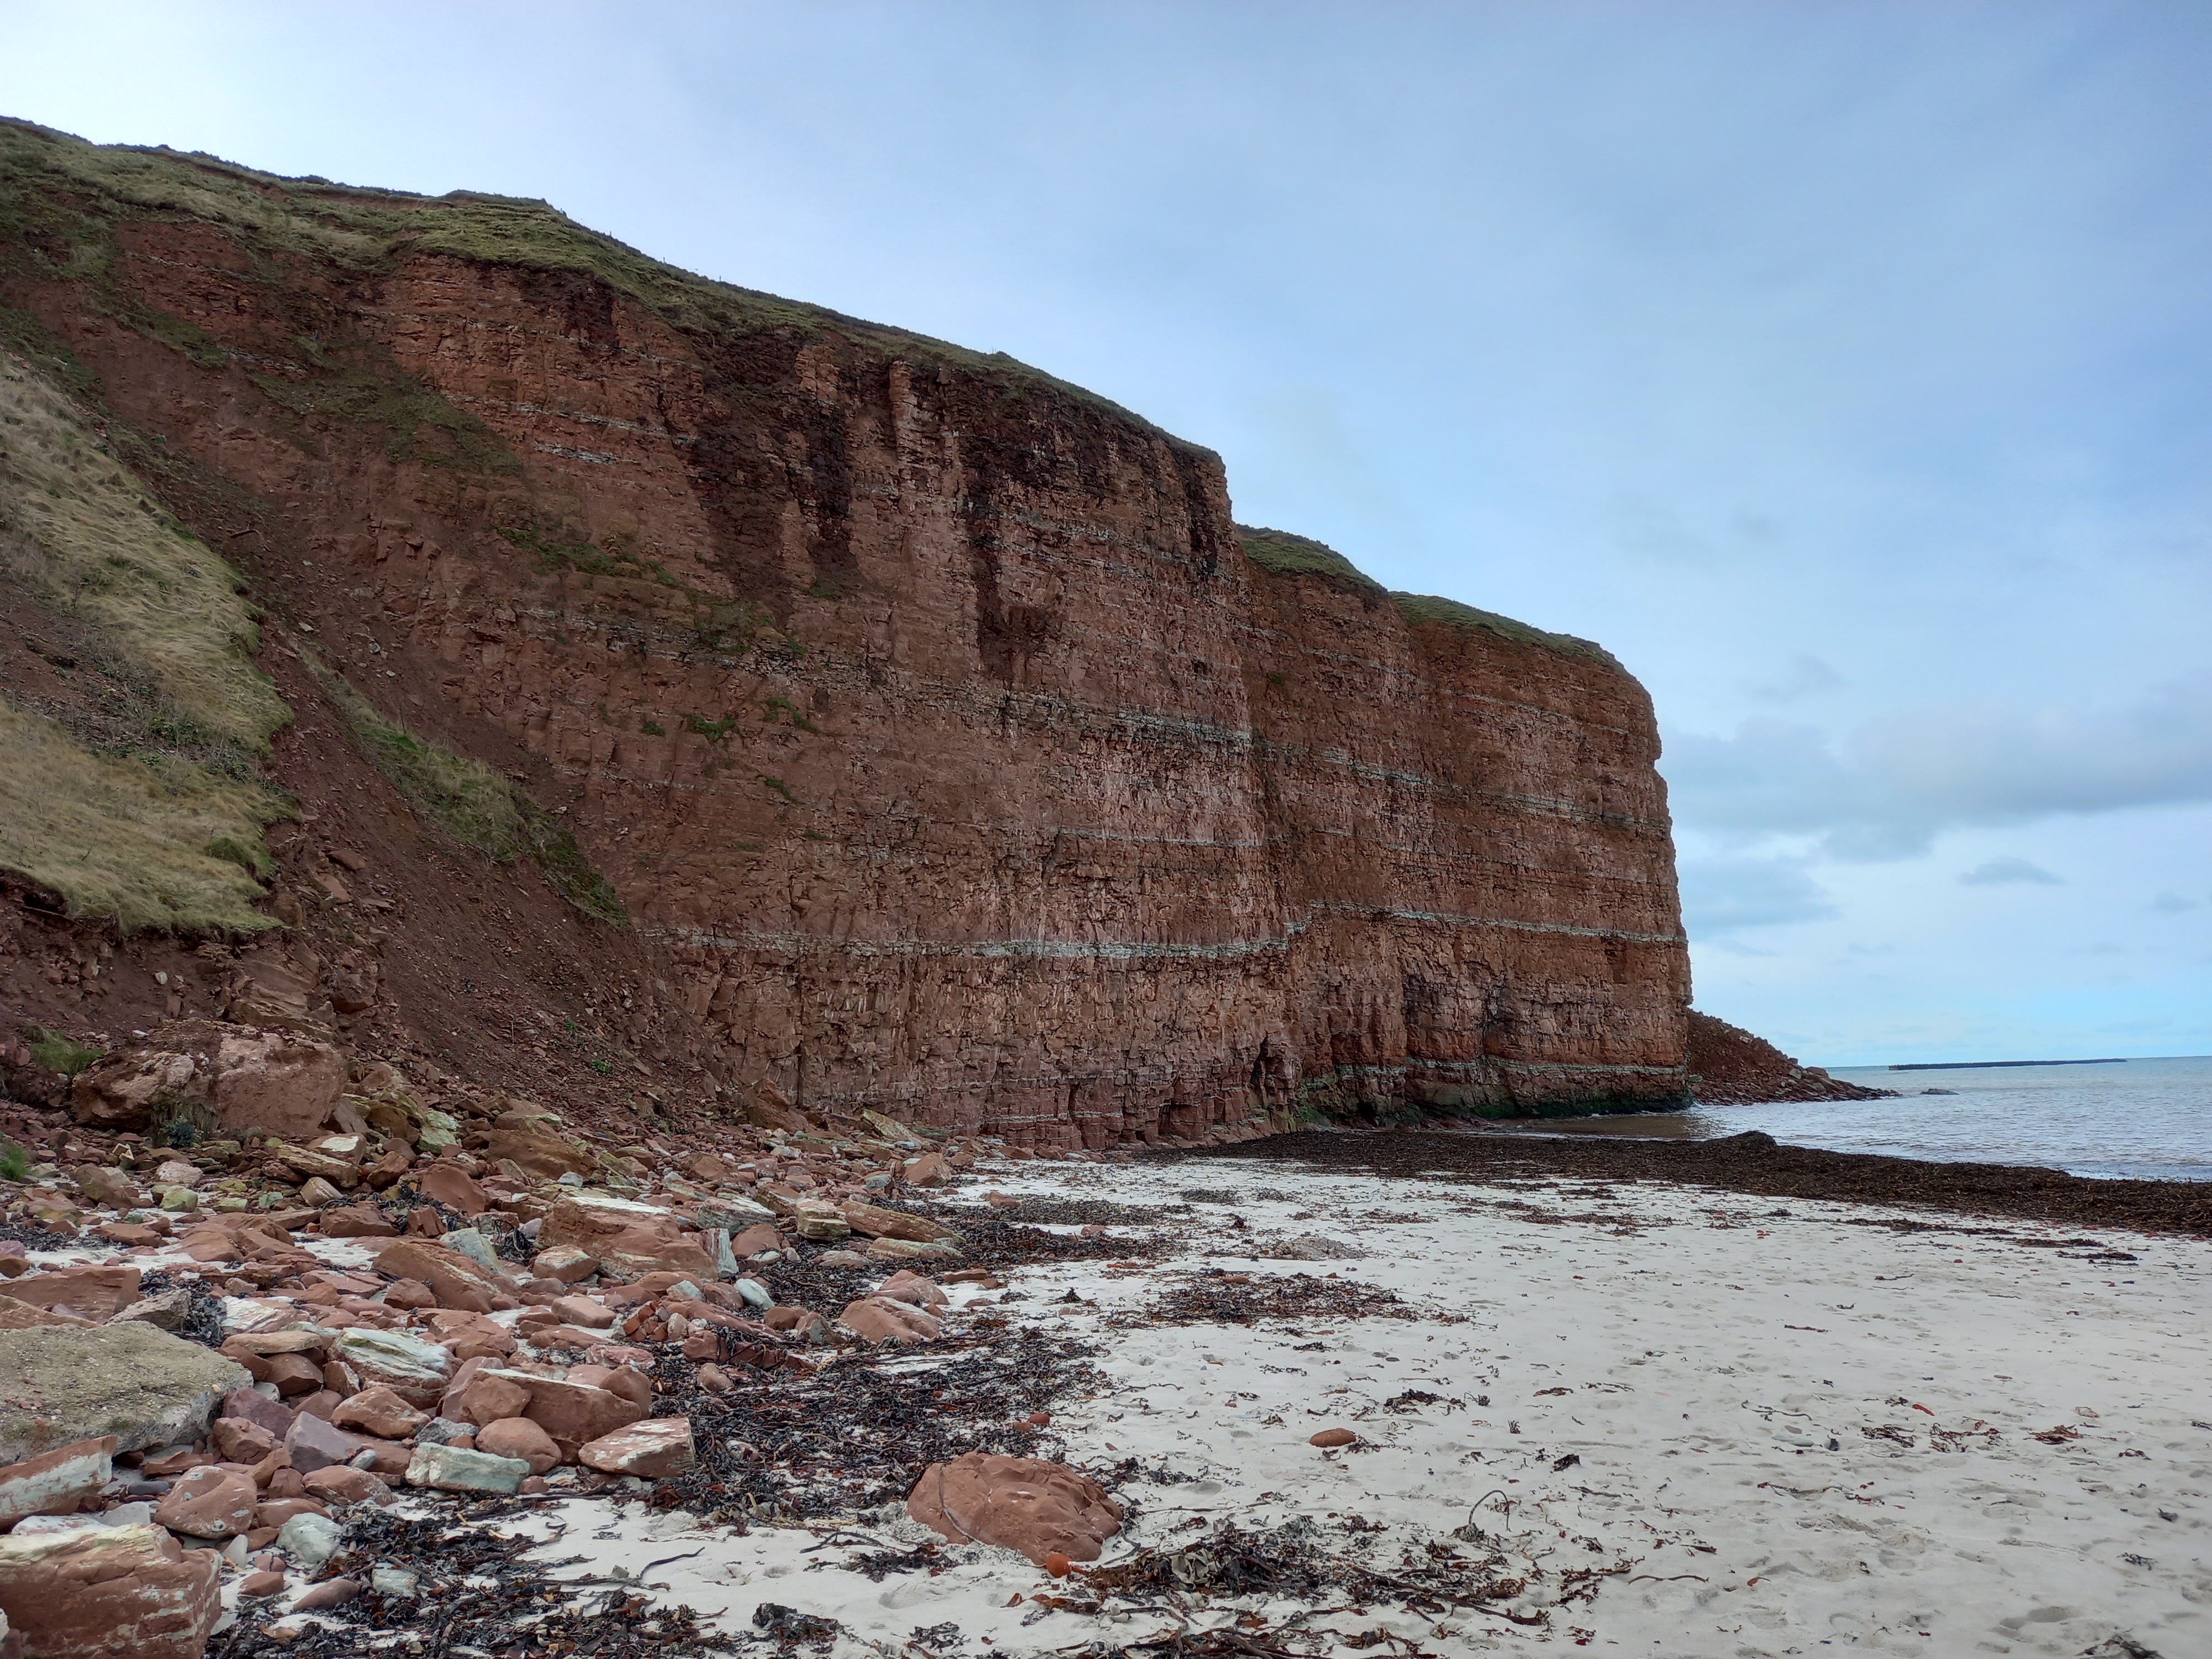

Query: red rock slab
[906,1453,1123,1566]
[0,1521,221,1659]
[2,1265,142,1321]
[369,1238,505,1313]
[282,1412,363,1475]
[577,1417,695,1478]
[473,1416,559,1474]
[841,1297,941,1345]
[219,1386,296,1437]
[330,1385,428,1439]
[416,1164,489,1215]
[0,1436,114,1527]
[152,1464,258,1539]
[302,1466,395,1506]
[320,1206,399,1239]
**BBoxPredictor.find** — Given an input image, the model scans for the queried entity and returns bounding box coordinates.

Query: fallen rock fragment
[3,1265,141,1322]
[152,1464,258,1539]
[840,1297,940,1345]
[331,1385,427,1439]
[906,1453,1123,1565]
[0,1324,249,1464]
[473,1417,559,1474]
[0,1436,114,1527]
[578,1417,695,1478]
[405,1443,529,1494]
[0,1521,221,1659]
[540,1192,713,1279]
[332,1327,452,1407]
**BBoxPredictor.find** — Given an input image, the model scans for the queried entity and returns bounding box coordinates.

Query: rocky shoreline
[0,1026,2200,1656]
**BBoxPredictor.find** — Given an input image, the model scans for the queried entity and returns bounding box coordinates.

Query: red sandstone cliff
[0,121,1689,1145]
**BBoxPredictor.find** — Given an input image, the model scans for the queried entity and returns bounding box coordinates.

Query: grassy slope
[1235,523,1620,669]
[0,352,289,931]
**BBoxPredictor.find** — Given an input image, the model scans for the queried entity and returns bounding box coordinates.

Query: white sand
[264,1154,2212,1655]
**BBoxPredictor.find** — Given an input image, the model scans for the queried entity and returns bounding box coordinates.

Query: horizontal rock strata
[1,122,1688,1144]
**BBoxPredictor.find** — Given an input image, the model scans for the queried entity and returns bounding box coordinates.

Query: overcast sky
[7,1,2207,1064]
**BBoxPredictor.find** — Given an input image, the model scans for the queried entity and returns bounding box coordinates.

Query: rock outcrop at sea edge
[1686,1010,1896,1106]
[0,118,1687,1144]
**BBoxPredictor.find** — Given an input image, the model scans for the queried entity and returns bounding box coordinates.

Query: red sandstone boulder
[906,1453,1123,1565]
[416,1164,489,1215]
[152,1465,258,1540]
[0,1522,221,1658]
[69,1023,346,1140]
[578,1418,694,1478]
[331,1385,428,1440]
[210,1417,278,1464]
[3,1265,140,1322]
[371,1238,506,1313]
[319,1205,398,1239]
[302,1466,394,1506]
[0,1436,114,1527]
[473,1417,560,1474]
[477,1369,645,1443]
[841,1296,941,1345]
[539,1193,712,1281]
[473,1129,593,1180]
[874,1270,948,1308]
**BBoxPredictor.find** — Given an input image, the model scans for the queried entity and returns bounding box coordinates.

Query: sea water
[1692,1053,2212,1182]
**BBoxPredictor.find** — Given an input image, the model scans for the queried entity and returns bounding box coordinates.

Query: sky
[4,1,2208,1065]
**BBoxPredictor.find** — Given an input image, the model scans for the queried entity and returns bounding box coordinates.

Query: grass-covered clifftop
[1235,523,1621,667]
[0,116,1201,453]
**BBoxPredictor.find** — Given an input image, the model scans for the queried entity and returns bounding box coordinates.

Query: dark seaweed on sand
[1186,1128,2212,1238]
[653,1327,1108,1524]
[903,1203,1168,1264]
[1122,1271,1419,1328]
[210,1509,744,1657]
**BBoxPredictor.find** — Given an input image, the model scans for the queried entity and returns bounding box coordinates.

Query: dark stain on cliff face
[515,266,622,348]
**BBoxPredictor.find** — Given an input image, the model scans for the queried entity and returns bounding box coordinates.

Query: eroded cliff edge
[0,120,1688,1146]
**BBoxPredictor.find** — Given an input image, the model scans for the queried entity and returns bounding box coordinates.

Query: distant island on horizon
[1887,1057,2127,1072]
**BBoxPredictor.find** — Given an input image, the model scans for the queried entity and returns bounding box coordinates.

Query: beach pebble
[1309,1428,1358,1447]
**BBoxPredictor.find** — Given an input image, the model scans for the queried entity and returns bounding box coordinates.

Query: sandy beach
[444,1145,2211,1658]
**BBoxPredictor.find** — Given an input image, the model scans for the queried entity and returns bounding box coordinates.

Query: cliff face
[0,121,1689,1145]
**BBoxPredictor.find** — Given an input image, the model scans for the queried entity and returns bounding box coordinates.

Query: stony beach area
[0,1096,2201,1659]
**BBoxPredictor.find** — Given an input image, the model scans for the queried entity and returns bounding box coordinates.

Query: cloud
[1663,671,2212,859]
[1750,653,1845,703]
[1677,855,1837,937]
[1959,857,2062,886]
[2150,890,2200,912]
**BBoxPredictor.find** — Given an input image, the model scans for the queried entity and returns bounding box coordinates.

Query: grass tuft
[25,1025,105,1076]
[308,658,624,925]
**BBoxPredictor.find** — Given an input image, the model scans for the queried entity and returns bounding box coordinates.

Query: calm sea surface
[1691,1054,2212,1183]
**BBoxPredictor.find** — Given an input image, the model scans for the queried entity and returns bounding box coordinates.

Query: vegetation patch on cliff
[0,349,289,932]
[307,657,625,926]
[1236,523,1385,594]
[0,117,1194,453]
[1238,523,1620,667]
[1390,591,1621,667]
